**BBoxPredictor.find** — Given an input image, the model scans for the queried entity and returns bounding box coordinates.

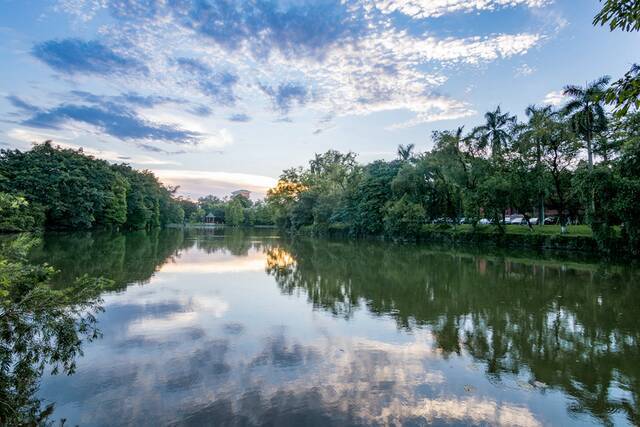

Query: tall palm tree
[397,144,415,161]
[562,76,611,170]
[473,106,517,159]
[522,105,556,225]
[562,76,610,215]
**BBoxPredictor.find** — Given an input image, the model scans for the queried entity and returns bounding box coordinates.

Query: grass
[425,224,595,237]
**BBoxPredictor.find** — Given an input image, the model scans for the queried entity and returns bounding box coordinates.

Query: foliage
[472,106,517,159]
[562,77,610,171]
[224,199,244,226]
[594,0,640,32]
[0,142,184,230]
[605,63,640,116]
[0,193,44,232]
[0,235,110,425]
[594,1,640,115]
[383,196,426,239]
[263,92,640,255]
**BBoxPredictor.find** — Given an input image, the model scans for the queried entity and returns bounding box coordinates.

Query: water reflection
[267,239,640,426]
[14,229,640,426]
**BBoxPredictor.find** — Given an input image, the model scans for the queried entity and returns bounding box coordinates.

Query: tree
[0,193,44,232]
[0,143,184,230]
[266,168,307,228]
[397,144,415,161]
[224,199,244,226]
[505,156,538,229]
[604,64,640,117]
[541,117,580,233]
[344,161,401,236]
[99,174,129,227]
[520,105,556,224]
[562,77,611,218]
[473,106,517,159]
[593,1,640,116]
[563,77,611,170]
[594,0,640,31]
[383,195,426,239]
[431,127,489,227]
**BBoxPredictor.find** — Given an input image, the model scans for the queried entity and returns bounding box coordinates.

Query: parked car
[478,218,491,225]
[529,217,539,225]
[544,216,558,225]
[508,215,524,225]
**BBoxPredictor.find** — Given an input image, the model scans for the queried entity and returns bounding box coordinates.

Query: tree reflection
[266,239,640,425]
[0,235,109,424]
[1,229,195,424]
[26,229,189,291]
[0,227,284,424]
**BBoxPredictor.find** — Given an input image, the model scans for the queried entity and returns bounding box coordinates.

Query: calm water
[23,228,640,426]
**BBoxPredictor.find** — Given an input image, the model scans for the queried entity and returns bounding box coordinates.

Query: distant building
[231,189,251,199]
[204,212,216,223]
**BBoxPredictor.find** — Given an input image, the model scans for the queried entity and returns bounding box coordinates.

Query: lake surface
[23,228,640,426]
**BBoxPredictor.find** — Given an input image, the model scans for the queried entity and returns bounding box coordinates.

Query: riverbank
[300,223,628,257]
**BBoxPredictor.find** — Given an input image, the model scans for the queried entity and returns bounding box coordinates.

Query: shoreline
[294,224,629,259]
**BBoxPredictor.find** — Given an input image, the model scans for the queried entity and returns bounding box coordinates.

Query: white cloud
[6,127,73,145]
[266,31,540,127]
[515,63,535,76]
[51,1,546,133]
[374,0,550,19]
[542,90,566,106]
[387,97,477,129]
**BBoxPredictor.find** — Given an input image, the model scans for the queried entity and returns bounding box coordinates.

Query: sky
[1,0,638,199]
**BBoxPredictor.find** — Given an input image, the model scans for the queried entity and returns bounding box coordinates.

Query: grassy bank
[417,224,604,253]
[306,223,626,256]
[430,224,597,237]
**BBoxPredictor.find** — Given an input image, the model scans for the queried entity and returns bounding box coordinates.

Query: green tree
[473,106,517,159]
[383,195,426,239]
[0,193,45,232]
[594,1,640,116]
[563,77,610,169]
[0,143,184,231]
[345,161,401,236]
[397,144,415,161]
[520,105,557,224]
[224,199,244,226]
[541,117,580,233]
[99,173,129,227]
[562,77,611,218]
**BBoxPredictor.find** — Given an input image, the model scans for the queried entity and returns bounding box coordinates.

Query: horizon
[1,0,638,199]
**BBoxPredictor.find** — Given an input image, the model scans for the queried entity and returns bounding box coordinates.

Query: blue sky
[1,0,638,198]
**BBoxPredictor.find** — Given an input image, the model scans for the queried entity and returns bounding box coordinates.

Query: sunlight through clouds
[152,169,278,198]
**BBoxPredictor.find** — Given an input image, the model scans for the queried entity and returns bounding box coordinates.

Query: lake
[22,228,640,426]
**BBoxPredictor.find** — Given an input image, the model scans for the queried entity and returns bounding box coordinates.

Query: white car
[529,217,539,225]
[508,215,524,225]
[478,218,491,225]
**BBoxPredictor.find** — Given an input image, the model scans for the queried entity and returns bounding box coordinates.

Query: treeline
[0,142,185,231]
[265,96,640,255]
[178,194,274,227]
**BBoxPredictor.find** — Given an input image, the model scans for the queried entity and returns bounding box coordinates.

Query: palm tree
[562,76,611,170]
[397,144,415,161]
[473,106,517,159]
[562,76,610,215]
[522,104,556,225]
